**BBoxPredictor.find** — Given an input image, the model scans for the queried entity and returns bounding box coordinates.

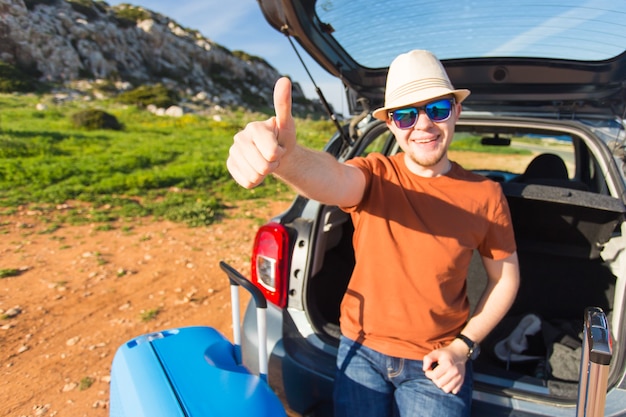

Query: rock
[62,382,77,392]
[0,0,319,115]
[92,399,108,409]
[164,105,183,117]
[3,306,22,318]
[118,302,131,311]
[32,404,50,416]
[66,336,80,346]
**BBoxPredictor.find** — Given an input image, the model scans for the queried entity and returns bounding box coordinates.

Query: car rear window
[315,0,626,68]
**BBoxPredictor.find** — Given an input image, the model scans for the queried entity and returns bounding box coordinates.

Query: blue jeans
[333,336,473,417]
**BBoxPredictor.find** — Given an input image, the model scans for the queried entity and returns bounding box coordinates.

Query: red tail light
[251,222,290,308]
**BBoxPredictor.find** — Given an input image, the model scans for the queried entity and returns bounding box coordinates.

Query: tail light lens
[251,222,290,308]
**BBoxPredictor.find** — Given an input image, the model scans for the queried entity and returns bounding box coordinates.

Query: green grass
[0,268,21,278]
[78,376,95,391]
[0,94,332,226]
[140,307,161,322]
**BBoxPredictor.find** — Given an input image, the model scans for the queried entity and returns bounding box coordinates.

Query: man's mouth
[411,136,438,144]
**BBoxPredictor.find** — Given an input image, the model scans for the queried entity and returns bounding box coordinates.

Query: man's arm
[458,252,520,345]
[227,77,365,207]
[274,145,366,207]
[423,252,520,394]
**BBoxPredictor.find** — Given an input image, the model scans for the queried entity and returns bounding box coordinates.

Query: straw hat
[372,50,471,121]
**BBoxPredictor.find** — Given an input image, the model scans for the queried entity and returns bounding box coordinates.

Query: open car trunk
[304,123,625,403]
[469,182,623,399]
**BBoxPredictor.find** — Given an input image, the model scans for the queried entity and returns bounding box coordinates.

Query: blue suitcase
[109,261,286,417]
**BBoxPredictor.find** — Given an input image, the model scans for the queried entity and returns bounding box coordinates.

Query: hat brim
[372,88,471,121]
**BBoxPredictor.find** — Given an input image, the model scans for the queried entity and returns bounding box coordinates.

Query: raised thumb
[273,77,295,147]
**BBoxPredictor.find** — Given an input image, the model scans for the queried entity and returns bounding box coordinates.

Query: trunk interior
[306,179,625,401]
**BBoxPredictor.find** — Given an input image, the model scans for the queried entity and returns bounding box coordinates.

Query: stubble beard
[407,147,446,168]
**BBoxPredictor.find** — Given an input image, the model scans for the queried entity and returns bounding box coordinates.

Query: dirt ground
[0,198,292,417]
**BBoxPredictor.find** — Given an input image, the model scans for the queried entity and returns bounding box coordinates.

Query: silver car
[235,1,626,415]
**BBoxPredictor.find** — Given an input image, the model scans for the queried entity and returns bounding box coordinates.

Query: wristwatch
[456,334,481,360]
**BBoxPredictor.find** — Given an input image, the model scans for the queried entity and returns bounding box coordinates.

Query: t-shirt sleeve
[478,186,517,260]
[340,156,374,213]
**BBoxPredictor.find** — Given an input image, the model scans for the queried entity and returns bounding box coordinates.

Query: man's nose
[413,109,434,129]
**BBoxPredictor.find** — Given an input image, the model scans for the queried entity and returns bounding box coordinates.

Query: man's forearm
[274,145,365,207]
[461,253,520,343]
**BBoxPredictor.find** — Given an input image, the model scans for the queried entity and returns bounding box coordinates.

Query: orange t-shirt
[340,153,516,360]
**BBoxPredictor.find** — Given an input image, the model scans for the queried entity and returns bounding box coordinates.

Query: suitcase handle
[576,306,612,417]
[219,261,269,381]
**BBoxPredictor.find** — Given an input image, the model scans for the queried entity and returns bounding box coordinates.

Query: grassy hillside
[0,94,334,226]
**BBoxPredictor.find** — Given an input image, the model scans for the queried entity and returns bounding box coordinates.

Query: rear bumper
[279,313,337,415]
[241,302,626,417]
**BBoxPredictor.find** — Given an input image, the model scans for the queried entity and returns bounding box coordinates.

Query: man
[227,50,520,417]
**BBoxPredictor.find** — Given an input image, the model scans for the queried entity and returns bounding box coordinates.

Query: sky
[107,0,347,116]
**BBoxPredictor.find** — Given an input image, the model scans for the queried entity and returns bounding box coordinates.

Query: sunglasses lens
[392,108,418,129]
[390,99,453,129]
[425,99,452,121]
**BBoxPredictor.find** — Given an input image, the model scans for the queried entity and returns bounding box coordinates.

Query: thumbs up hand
[227,77,296,188]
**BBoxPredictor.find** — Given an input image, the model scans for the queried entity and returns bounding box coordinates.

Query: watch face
[470,344,481,360]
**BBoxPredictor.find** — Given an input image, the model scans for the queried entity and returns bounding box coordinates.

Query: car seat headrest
[523,153,569,180]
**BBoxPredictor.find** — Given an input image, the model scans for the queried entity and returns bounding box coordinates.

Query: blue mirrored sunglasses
[388,98,454,130]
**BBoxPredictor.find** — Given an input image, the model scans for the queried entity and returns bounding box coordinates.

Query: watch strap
[455,333,477,358]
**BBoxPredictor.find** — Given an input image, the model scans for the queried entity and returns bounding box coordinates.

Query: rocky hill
[0,0,322,115]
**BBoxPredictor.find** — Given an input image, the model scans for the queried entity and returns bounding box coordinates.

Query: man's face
[386,96,461,176]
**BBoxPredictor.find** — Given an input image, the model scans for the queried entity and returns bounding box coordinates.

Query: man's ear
[385,118,396,133]
[454,102,463,120]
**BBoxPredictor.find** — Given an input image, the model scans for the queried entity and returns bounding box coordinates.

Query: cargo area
[306,180,625,401]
